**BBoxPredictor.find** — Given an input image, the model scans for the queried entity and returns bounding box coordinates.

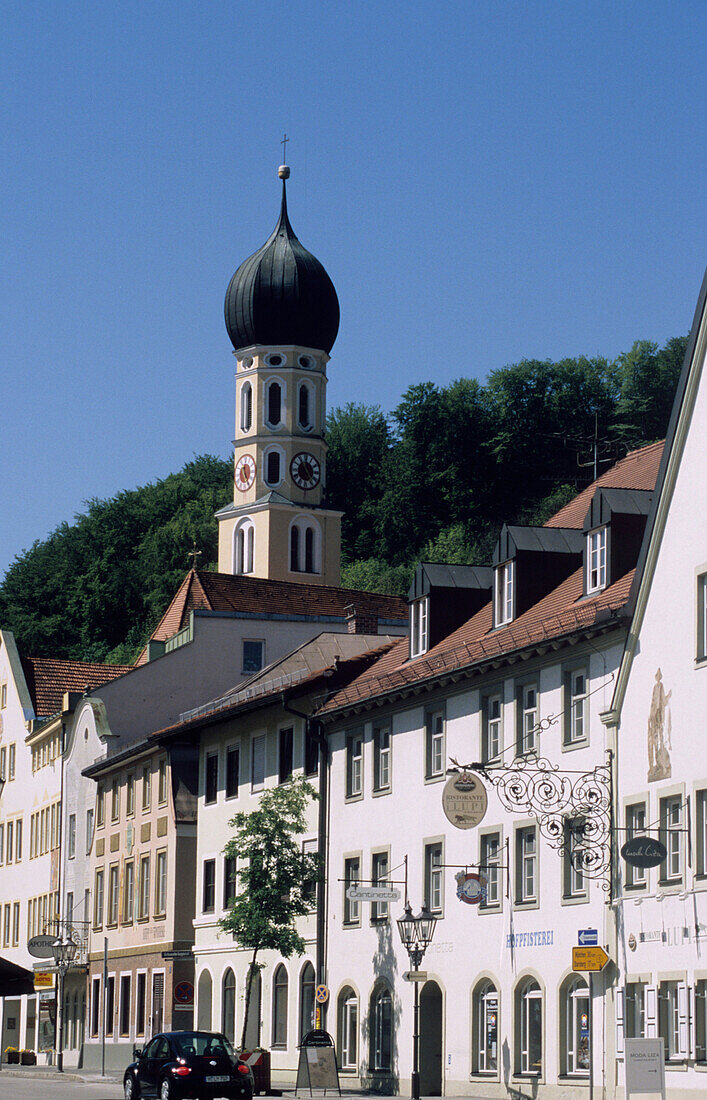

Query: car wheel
[124,1077,141,1100]
[159,1078,173,1100]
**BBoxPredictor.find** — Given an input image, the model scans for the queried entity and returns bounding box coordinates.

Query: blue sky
[1,1,705,579]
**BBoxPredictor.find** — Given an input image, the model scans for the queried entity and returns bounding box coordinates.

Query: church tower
[216,165,343,585]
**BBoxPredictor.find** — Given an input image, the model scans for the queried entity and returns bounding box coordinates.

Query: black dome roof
[224,177,340,355]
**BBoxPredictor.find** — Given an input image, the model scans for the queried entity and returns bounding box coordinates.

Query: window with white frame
[565,668,588,745]
[373,723,391,792]
[338,987,358,1070]
[346,731,363,799]
[518,683,538,755]
[515,827,537,905]
[370,986,392,1071]
[483,693,503,762]
[625,982,646,1039]
[68,814,76,860]
[234,519,255,575]
[424,842,443,914]
[659,796,684,884]
[494,560,514,626]
[516,978,542,1075]
[138,855,150,919]
[697,789,707,877]
[94,868,104,928]
[625,802,648,888]
[123,860,134,924]
[695,980,707,1062]
[272,964,288,1047]
[155,850,167,916]
[425,708,444,780]
[410,597,429,658]
[697,572,707,661]
[563,818,586,900]
[202,859,215,913]
[343,856,361,926]
[472,979,499,1074]
[586,527,607,592]
[86,808,95,854]
[205,752,219,805]
[107,864,119,926]
[562,976,590,1075]
[658,980,688,1062]
[480,831,501,909]
[251,735,266,792]
[371,851,390,922]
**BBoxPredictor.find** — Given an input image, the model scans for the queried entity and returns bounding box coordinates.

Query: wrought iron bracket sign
[449,752,613,890]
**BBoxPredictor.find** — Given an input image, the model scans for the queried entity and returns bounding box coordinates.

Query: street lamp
[51,937,77,1073]
[396,902,438,1100]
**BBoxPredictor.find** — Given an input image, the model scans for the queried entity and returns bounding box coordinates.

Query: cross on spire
[281,133,289,161]
[187,541,202,570]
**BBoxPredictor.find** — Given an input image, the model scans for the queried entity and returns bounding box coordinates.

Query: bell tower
[216,165,343,585]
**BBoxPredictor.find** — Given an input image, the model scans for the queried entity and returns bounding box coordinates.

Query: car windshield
[172,1033,236,1059]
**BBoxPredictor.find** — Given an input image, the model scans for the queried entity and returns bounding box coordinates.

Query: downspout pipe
[282,696,330,1015]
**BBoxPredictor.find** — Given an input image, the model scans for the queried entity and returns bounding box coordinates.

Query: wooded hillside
[0,337,686,663]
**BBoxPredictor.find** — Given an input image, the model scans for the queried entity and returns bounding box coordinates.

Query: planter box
[21,1051,37,1065]
[5,1052,19,1064]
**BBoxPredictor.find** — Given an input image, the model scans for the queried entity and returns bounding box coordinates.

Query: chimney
[345,604,379,635]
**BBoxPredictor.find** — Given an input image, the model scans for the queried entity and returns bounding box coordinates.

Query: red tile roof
[21,657,131,719]
[318,441,664,717]
[135,569,408,665]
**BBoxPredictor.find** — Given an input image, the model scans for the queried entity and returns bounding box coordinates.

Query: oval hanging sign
[621,836,667,869]
[442,770,488,830]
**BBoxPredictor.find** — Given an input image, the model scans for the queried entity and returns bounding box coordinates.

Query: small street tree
[219,775,320,1050]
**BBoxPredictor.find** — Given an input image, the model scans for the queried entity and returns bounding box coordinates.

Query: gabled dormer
[408,563,493,658]
[492,526,584,626]
[582,487,653,595]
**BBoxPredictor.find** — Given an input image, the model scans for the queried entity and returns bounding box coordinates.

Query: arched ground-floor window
[272,964,288,1048]
[561,975,589,1076]
[300,962,315,1040]
[472,979,499,1075]
[515,977,542,1076]
[197,970,213,1030]
[337,986,358,1070]
[370,985,392,1072]
[222,969,236,1044]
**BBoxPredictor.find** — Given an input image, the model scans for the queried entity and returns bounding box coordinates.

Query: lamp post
[51,937,77,1072]
[396,902,438,1100]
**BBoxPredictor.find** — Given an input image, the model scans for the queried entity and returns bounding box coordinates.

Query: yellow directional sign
[572,946,610,972]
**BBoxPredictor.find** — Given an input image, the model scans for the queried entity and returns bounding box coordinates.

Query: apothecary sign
[442,770,488,829]
[621,835,667,869]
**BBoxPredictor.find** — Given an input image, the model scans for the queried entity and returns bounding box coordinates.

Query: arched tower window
[234,519,255,575]
[272,964,288,1048]
[298,382,313,430]
[266,381,282,428]
[240,382,253,432]
[289,518,321,575]
[265,448,283,487]
[222,968,236,1043]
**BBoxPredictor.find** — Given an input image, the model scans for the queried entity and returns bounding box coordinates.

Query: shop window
[120,974,131,1036]
[338,986,358,1070]
[272,965,288,1048]
[472,979,498,1075]
[658,980,688,1061]
[515,978,542,1076]
[136,973,147,1035]
[561,976,589,1075]
[370,985,392,1072]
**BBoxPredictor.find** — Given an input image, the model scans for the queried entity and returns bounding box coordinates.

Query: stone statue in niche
[647,667,672,782]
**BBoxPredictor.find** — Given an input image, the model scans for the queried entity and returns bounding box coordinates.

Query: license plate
[205,1075,230,1083]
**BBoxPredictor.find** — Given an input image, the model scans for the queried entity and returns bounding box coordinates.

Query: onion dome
[225,167,340,355]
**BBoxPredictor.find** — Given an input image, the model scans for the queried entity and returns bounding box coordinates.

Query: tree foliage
[0,334,687,660]
[219,777,320,1049]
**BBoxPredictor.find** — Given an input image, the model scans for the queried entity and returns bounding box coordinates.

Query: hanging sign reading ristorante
[442,770,488,829]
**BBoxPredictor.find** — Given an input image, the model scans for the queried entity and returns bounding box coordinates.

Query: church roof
[224,171,340,355]
[20,656,130,719]
[134,569,407,666]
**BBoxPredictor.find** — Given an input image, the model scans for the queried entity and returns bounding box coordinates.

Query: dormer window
[494,561,514,626]
[410,597,429,658]
[586,528,607,593]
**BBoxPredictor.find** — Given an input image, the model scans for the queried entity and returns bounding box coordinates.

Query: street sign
[346,885,401,902]
[403,971,428,982]
[161,950,193,960]
[315,984,329,1004]
[572,946,610,972]
[27,935,57,959]
[578,928,598,946]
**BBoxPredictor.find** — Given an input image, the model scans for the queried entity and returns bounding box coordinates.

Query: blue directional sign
[578,928,598,946]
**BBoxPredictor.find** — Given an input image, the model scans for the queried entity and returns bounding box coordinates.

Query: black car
[124,1031,254,1100]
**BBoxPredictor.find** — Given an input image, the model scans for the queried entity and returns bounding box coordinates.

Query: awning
[0,957,36,997]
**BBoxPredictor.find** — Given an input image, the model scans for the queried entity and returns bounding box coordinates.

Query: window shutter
[646,986,658,1037]
[678,982,689,1056]
[616,988,624,1056]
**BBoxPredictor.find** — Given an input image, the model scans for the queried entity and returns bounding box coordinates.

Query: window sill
[665,1061,688,1072]
[561,893,589,906]
[478,905,503,915]
[513,899,539,911]
[345,794,363,804]
[423,774,445,785]
[561,739,589,753]
[372,787,391,798]
[343,922,361,930]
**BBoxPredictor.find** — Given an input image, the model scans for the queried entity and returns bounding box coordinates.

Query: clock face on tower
[235,453,256,492]
[290,452,321,490]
